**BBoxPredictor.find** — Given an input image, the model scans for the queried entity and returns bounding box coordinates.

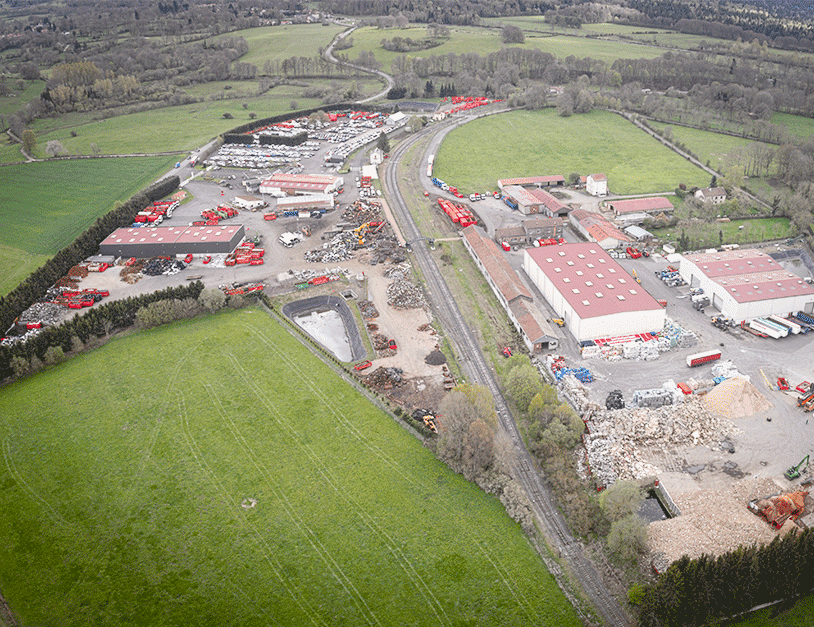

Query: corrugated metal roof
[462,226,531,304]
[498,175,564,187]
[526,243,663,318]
[610,196,674,214]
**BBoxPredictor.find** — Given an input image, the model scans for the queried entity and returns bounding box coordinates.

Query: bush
[627,584,647,606]
[607,514,647,565]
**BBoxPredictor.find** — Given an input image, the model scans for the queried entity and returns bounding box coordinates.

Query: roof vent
[567,261,575,266]
[597,273,604,279]
[753,285,759,289]
[546,258,553,263]
[608,268,616,273]
[587,263,595,268]
[558,251,566,256]
[629,289,638,295]
[572,288,580,294]
[595,292,604,298]
[585,281,594,287]
[576,270,584,276]
[578,254,585,259]
[554,267,562,273]
[582,300,590,306]
[606,283,614,289]
[618,278,627,284]
[598,258,606,264]
[563,277,571,283]
[617,295,625,301]
[589,249,597,254]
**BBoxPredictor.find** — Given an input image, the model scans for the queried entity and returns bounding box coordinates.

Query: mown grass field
[0,308,582,627]
[0,157,175,294]
[434,109,708,194]
[772,112,814,140]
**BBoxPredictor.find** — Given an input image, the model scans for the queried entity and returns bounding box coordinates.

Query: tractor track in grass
[221,344,451,625]
[203,374,383,627]
[176,390,327,626]
[244,317,550,624]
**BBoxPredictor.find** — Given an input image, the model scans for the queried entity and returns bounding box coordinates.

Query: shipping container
[686,349,722,367]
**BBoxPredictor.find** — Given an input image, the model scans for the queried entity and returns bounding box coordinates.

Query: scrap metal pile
[384,263,427,309]
[305,231,357,263]
[362,366,405,391]
[357,300,379,319]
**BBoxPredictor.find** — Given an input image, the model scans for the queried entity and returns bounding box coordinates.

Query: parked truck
[686,349,722,367]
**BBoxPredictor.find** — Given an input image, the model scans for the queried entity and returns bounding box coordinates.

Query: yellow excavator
[632,269,642,284]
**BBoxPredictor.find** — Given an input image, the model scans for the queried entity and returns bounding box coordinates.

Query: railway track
[382,122,631,627]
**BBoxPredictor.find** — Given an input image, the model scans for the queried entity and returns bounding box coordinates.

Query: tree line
[0,175,180,339]
[638,528,814,626]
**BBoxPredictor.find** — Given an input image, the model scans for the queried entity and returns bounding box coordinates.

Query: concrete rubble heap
[581,318,696,362]
[583,393,739,486]
[289,267,348,283]
[304,231,357,263]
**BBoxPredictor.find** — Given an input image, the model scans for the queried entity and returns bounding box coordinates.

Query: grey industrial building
[99,224,246,257]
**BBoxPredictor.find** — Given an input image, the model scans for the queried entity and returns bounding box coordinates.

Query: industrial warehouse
[522,243,666,342]
[99,224,246,257]
[678,248,814,322]
[259,172,343,196]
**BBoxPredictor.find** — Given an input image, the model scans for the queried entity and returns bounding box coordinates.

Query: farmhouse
[100,224,246,257]
[260,173,343,196]
[502,186,570,217]
[233,195,266,211]
[695,187,727,204]
[462,226,558,351]
[495,218,562,246]
[497,175,565,190]
[586,173,608,197]
[608,196,674,217]
[523,243,666,342]
[570,209,632,249]
[678,249,814,322]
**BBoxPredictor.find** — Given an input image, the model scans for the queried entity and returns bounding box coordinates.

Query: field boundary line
[177,391,327,626]
[204,374,382,627]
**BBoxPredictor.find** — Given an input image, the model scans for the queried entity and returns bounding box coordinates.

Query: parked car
[354,360,372,371]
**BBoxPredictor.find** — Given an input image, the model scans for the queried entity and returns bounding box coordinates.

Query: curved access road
[324,24,394,103]
[382,120,631,627]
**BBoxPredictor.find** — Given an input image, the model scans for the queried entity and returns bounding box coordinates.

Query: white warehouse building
[523,243,666,342]
[678,249,814,322]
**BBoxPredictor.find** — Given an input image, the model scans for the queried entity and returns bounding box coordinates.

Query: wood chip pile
[703,377,773,419]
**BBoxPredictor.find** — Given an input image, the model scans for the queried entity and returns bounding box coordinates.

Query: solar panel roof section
[526,243,663,318]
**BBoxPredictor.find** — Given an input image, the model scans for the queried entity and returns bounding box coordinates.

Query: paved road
[324,25,394,103]
[383,122,631,627]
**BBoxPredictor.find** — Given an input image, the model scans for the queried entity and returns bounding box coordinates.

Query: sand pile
[703,377,772,419]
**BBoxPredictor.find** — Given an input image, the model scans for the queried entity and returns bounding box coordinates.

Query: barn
[523,243,666,342]
[608,196,674,217]
[259,173,343,196]
[99,224,246,257]
[678,249,814,322]
[569,209,632,249]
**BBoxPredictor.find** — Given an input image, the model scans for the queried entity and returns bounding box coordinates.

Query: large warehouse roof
[100,224,245,256]
[526,243,662,318]
[681,249,814,303]
[609,197,674,215]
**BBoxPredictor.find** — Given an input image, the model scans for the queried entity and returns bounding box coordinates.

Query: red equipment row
[51,288,109,309]
[222,282,265,296]
[308,275,339,286]
[134,200,179,224]
[437,198,476,228]
[224,242,265,267]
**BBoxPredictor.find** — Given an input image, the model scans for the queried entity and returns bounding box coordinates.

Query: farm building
[276,194,334,212]
[99,224,246,257]
[461,226,559,351]
[502,186,570,217]
[570,209,632,249]
[678,249,814,322]
[497,175,565,190]
[608,196,674,217]
[494,225,526,247]
[259,173,343,196]
[233,195,266,210]
[624,225,655,241]
[586,174,608,197]
[695,187,727,204]
[523,243,666,342]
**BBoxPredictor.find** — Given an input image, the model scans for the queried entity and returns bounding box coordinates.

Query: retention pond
[282,295,366,363]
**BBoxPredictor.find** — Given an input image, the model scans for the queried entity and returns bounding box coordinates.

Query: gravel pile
[425,349,447,365]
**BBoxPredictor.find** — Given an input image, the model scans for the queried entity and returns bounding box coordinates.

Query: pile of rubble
[362,366,405,390]
[304,231,356,263]
[371,332,391,350]
[703,377,771,419]
[141,257,186,276]
[583,395,739,485]
[0,329,43,347]
[387,279,427,309]
[289,267,349,283]
[342,199,383,225]
[581,319,696,362]
[358,300,378,318]
[383,263,411,280]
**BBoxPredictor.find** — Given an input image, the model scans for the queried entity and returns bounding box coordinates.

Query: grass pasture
[434,109,708,195]
[651,217,794,248]
[0,308,582,627]
[0,157,174,294]
[219,23,344,69]
[727,594,814,626]
[772,112,814,140]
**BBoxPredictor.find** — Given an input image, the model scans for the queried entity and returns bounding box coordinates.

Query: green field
[651,217,794,247]
[346,24,665,75]
[648,121,775,172]
[772,112,814,140]
[0,308,582,626]
[434,109,708,194]
[0,157,175,294]
[218,23,344,68]
[728,594,814,626]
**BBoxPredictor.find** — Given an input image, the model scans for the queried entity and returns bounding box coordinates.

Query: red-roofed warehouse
[523,243,666,341]
[678,249,814,322]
